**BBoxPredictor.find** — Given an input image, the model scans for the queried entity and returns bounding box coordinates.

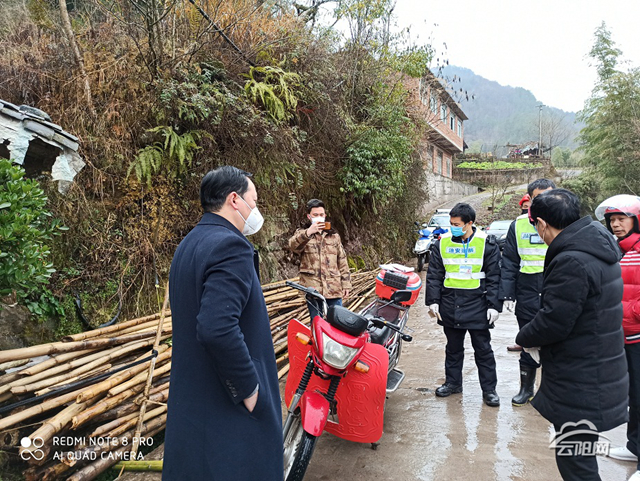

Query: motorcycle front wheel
[283,409,318,481]
[417,254,425,272]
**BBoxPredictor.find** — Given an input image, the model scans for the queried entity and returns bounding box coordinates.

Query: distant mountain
[438,66,581,155]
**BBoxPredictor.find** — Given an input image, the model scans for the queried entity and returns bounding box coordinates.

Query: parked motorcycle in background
[413,222,431,272]
[283,265,422,481]
[414,222,448,272]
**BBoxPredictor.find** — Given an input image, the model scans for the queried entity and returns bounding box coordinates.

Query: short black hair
[530,188,581,230]
[449,203,475,224]
[306,199,325,213]
[200,166,252,213]
[527,178,556,197]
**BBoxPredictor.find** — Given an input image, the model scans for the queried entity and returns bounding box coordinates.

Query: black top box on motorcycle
[382,270,409,290]
[327,305,369,337]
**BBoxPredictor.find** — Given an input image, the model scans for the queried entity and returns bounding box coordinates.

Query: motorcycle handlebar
[286,281,323,298]
[369,316,413,342]
[286,281,328,318]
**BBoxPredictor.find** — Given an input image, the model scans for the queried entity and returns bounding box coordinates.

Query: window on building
[437,150,443,175]
[457,119,462,137]
[425,144,433,169]
[450,114,455,131]
[430,93,438,114]
[446,155,451,177]
[441,104,447,123]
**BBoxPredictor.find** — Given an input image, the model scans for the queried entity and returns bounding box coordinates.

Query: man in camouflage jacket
[288,199,351,319]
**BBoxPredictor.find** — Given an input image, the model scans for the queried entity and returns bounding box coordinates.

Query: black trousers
[517,317,541,369]
[626,342,640,471]
[553,425,601,481]
[443,326,497,392]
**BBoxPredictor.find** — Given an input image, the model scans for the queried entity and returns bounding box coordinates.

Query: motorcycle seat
[367,305,402,345]
[327,305,369,337]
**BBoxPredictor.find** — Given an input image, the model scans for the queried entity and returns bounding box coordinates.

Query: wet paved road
[298,269,636,481]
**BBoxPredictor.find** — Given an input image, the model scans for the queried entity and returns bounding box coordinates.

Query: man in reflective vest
[499,178,555,406]
[426,202,503,407]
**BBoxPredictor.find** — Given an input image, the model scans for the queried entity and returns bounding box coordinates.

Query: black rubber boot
[512,367,536,406]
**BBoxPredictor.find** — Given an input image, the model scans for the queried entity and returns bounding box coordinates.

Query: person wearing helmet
[499,179,555,406]
[597,195,640,481]
[519,193,531,213]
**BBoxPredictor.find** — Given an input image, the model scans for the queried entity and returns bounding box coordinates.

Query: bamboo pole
[61,311,170,342]
[19,349,98,376]
[106,405,166,438]
[107,318,172,338]
[75,345,171,403]
[278,363,290,379]
[130,283,169,460]
[89,387,169,426]
[107,360,171,397]
[0,385,89,431]
[34,364,112,396]
[112,460,163,472]
[0,331,168,364]
[10,345,128,394]
[0,358,31,371]
[72,382,148,429]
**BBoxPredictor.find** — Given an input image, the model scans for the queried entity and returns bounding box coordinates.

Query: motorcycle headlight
[321,333,359,369]
[415,240,429,250]
[500,233,506,240]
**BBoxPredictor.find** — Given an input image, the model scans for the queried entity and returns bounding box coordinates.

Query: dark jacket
[425,228,503,330]
[499,220,544,320]
[516,216,628,431]
[163,213,283,481]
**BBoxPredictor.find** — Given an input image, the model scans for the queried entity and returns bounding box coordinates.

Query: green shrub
[0,159,67,315]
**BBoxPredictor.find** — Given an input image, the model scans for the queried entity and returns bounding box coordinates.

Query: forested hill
[440,65,581,153]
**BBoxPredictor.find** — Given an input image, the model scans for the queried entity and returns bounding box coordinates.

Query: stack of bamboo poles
[0,270,378,480]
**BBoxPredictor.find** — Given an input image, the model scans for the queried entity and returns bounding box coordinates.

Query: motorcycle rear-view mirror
[421,223,429,228]
[391,290,412,304]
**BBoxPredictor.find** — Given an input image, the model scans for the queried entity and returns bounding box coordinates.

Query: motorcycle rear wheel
[284,410,318,481]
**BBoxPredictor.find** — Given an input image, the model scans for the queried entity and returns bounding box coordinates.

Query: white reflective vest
[441,230,487,289]
[515,214,548,274]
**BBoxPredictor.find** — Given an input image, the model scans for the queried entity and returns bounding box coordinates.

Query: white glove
[503,300,515,312]
[487,308,499,323]
[429,304,440,317]
[524,347,541,363]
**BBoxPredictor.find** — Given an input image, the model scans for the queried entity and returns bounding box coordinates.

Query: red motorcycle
[282,268,421,481]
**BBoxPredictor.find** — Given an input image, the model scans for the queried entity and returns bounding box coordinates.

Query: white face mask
[536,222,548,246]
[237,196,264,236]
[311,216,325,224]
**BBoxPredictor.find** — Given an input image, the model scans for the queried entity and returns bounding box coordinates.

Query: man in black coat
[426,203,503,407]
[163,166,283,481]
[499,178,555,406]
[517,189,628,481]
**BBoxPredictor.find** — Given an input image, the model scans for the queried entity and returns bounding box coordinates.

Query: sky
[391,0,640,113]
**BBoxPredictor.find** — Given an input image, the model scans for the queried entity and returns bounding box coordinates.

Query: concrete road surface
[122,269,636,481]
[298,269,636,481]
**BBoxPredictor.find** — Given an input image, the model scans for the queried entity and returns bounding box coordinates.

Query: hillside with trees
[0,0,432,333]
[439,65,581,156]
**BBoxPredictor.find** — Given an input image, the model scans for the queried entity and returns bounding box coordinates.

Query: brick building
[406,70,468,179]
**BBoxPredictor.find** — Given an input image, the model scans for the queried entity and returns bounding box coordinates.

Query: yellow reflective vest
[515,214,547,274]
[441,230,487,289]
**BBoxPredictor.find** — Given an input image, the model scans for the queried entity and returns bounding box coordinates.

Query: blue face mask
[451,225,466,237]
